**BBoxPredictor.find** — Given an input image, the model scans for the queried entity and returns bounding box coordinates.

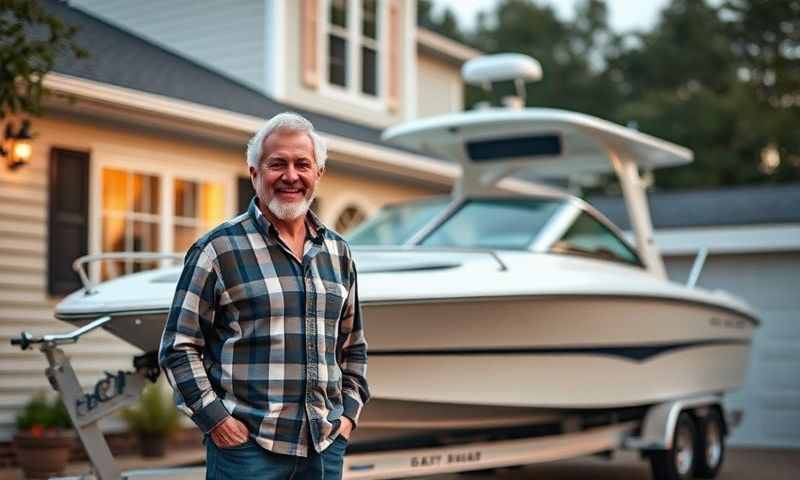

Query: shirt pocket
[321,280,347,353]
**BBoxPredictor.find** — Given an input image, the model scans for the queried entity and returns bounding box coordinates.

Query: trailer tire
[694,408,725,478]
[649,412,697,480]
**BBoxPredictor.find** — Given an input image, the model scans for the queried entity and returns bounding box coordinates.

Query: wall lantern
[2,120,33,170]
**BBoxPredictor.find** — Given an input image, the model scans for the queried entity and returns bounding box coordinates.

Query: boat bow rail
[73,252,184,294]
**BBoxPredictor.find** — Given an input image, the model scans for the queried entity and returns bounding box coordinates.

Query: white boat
[53,54,757,447]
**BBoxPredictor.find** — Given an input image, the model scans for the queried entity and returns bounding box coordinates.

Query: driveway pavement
[420,448,799,480]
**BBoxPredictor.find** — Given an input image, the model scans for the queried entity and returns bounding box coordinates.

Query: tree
[468,0,620,118]
[608,0,800,188]
[417,0,464,42]
[0,0,87,119]
[722,0,800,183]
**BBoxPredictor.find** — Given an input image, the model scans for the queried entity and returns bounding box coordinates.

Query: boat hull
[363,294,753,409]
[58,292,753,412]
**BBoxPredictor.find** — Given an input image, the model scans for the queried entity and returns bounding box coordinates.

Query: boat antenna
[462,53,542,109]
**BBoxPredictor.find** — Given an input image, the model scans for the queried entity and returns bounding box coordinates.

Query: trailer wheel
[649,412,697,480]
[694,408,725,478]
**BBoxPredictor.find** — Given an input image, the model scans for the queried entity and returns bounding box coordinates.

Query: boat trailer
[11,318,736,480]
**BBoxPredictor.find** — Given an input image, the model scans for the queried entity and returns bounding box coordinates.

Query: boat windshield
[420,198,564,250]
[347,197,450,246]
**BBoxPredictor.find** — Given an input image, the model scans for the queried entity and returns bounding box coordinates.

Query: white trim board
[637,224,800,255]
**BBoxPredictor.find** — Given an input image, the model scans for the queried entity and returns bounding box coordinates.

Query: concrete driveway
[420,448,800,480]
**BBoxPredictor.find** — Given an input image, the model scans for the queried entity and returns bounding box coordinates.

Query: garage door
[664,252,800,448]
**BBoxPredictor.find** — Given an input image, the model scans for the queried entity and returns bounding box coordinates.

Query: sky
[431,0,672,33]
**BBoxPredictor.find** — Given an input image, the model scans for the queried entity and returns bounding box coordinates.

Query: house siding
[416,53,463,118]
[71,0,267,93]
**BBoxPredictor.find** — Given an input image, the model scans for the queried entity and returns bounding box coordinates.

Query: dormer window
[323,0,383,99]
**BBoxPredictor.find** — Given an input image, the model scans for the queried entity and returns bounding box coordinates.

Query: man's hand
[210,416,249,448]
[338,416,354,440]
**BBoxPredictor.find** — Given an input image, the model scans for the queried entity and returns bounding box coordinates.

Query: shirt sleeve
[339,254,370,426]
[159,243,230,433]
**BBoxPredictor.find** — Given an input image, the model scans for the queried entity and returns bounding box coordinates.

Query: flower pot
[138,432,168,458]
[13,430,75,479]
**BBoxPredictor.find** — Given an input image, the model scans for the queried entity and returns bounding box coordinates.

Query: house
[590,184,800,448]
[0,0,506,445]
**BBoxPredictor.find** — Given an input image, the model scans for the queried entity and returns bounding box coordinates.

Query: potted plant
[14,393,75,479]
[120,381,180,458]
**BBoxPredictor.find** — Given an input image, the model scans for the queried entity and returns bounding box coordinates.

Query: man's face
[250,130,323,221]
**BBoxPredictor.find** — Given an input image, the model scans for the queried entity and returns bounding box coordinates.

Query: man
[159,112,368,479]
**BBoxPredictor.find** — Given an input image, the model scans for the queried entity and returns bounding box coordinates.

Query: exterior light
[2,120,33,170]
[759,143,780,175]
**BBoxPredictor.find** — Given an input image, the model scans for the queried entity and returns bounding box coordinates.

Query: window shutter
[387,0,402,112]
[48,148,89,295]
[301,0,320,89]
[238,176,256,214]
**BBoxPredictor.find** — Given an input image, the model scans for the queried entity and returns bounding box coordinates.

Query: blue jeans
[205,436,347,480]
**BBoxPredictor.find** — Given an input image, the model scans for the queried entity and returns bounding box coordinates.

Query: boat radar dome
[462,53,542,108]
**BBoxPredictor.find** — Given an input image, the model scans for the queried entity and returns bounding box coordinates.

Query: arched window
[334,204,368,233]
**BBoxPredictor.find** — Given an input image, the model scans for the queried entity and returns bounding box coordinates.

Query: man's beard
[267,188,316,220]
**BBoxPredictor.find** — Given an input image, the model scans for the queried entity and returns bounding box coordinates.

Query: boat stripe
[368,339,751,362]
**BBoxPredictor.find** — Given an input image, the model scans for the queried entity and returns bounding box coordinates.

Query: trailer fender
[624,395,724,451]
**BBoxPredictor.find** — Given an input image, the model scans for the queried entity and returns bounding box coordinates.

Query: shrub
[16,393,72,437]
[120,381,180,436]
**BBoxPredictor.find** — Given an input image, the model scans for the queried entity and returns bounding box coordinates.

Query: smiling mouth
[275,187,305,199]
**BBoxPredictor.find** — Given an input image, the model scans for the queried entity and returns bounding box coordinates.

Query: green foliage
[417,0,464,42]
[120,382,180,436]
[418,0,800,190]
[0,0,88,118]
[16,393,72,431]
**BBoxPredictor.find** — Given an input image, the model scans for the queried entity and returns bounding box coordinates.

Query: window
[173,179,226,252]
[421,198,564,250]
[328,0,348,87]
[98,167,227,280]
[360,0,378,95]
[324,0,382,98]
[334,204,368,233]
[347,197,449,246]
[101,168,160,279]
[552,212,642,266]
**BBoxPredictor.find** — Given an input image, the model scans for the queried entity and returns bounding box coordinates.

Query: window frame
[319,0,388,110]
[548,203,645,268]
[414,197,568,251]
[89,151,236,283]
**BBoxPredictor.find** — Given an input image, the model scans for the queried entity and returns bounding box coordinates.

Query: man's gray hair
[246,112,327,169]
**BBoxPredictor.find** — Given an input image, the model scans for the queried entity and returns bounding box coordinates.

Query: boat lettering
[410,455,442,467]
[710,317,745,329]
[75,370,128,416]
[410,450,481,468]
[448,451,482,464]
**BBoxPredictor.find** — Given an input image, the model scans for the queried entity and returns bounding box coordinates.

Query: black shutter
[48,148,90,295]
[238,176,255,214]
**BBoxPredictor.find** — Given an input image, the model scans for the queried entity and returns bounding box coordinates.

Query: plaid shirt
[159,198,368,457]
